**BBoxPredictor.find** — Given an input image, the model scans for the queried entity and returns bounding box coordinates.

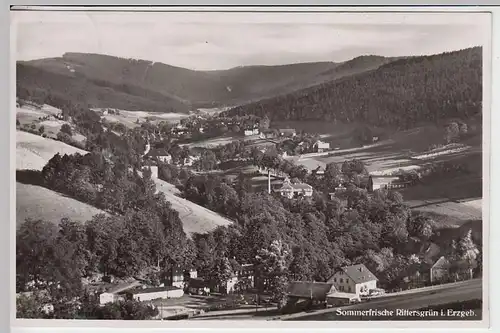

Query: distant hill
[224,47,482,129]
[17,52,393,112]
[16,61,190,113]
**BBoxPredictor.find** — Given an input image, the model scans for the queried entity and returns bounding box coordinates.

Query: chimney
[268,169,271,194]
[359,267,363,272]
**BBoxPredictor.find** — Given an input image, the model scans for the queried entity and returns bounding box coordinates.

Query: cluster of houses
[51,246,475,311]
[269,170,414,201]
[287,264,381,308]
[142,142,200,168]
[97,262,257,306]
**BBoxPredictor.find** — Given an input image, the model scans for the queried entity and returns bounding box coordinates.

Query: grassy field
[406,198,482,228]
[101,109,189,129]
[16,182,106,228]
[16,105,60,124]
[152,177,233,236]
[17,106,86,142]
[16,130,88,170]
[16,130,104,227]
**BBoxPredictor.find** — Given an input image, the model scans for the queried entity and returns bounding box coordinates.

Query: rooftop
[106,280,143,295]
[276,180,313,192]
[287,281,336,301]
[431,256,451,270]
[326,291,359,299]
[337,264,378,284]
[188,278,209,289]
[129,286,182,295]
[295,158,327,172]
[279,128,296,134]
[146,148,171,157]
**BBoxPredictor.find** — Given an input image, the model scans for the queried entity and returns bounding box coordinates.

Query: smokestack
[268,169,271,194]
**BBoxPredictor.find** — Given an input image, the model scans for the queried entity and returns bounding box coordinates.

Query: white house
[244,128,260,136]
[314,140,330,153]
[326,264,378,297]
[99,292,117,305]
[131,286,184,302]
[275,178,314,199]
[168,266,198,289]
[222,276,239,294]
[144,148,172,163]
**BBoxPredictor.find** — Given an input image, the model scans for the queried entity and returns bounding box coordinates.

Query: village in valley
[14,12,484,322]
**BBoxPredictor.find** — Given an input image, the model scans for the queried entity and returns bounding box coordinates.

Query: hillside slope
[16,130,87,170]
[16,182,107,228]
[152,177,233,236]
[19,52,393,110]
[224,47,482,129]
[16,130,231,236]
[17,62,190,113]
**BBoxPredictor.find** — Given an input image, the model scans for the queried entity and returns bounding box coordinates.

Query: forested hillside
[16,62,189,113]
[18,52,393,110]
[225,47,482,129]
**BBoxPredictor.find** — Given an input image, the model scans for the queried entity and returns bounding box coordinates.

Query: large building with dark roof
[326,264,378,296]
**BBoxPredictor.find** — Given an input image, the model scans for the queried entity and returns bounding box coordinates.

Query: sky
[12,9,490,71]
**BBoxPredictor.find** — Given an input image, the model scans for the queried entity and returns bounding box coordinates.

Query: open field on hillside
[182,136,241,149]
[182,134,264,149]
[406,198,482,228]
[152,177,233,236]
[16,182,106,228]
[16,130,87,170]
[100,109,189,129]
[17,106,86,141]
[16,105,60,123]
[432,220,483,247]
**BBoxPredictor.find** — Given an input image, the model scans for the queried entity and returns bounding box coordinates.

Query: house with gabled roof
[144,148,172,163]
[313,140,330,153]
[274,178,313,199]
[326,264,378,296]
[99,280,143,305]
[430,256,451,283]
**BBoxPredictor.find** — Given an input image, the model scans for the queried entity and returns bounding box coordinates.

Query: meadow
[100,109,189,129]
[152,177,233,236]
[16,130,87,170]
[17,105,86,142]
[16,182,107,228]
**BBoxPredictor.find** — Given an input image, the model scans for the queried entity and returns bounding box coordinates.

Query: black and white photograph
[12,7,490,326]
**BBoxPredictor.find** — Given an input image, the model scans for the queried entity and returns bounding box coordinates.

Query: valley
[15,45,485,322]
